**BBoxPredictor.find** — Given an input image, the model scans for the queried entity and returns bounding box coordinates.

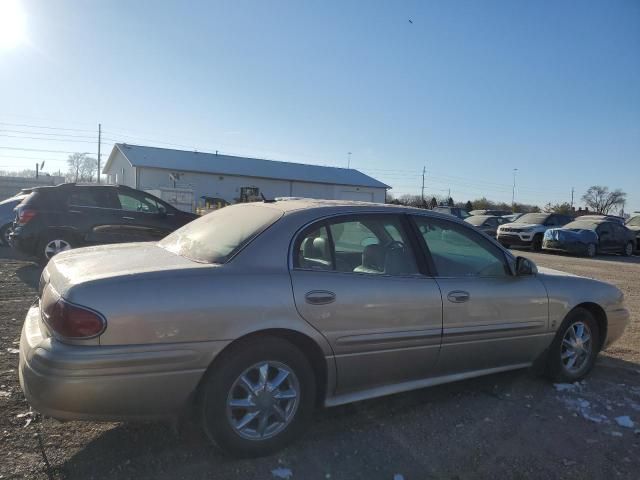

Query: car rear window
[158,203,283,263]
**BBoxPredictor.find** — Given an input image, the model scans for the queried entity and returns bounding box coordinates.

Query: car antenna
[260,193,276,203]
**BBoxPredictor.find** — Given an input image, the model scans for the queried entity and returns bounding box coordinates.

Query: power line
[0,121,95,133]
[0,128,98,140]
[0,134,98,143]
[0,146,97,155]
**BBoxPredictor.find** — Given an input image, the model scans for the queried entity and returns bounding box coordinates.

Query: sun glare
[0,0,27,50]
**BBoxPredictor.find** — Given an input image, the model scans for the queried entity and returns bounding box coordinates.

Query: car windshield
[627,216,640,226]
[515,213,549,224]
[465,216,488,226]
[563,221,598,230]
[159,204,283,263]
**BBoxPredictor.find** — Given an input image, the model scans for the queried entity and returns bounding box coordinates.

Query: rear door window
[68,187,115,208]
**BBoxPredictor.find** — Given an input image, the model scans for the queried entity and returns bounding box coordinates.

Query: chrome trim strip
[442,320,545,337]
[336,328,442,346]
[325,362,531,407]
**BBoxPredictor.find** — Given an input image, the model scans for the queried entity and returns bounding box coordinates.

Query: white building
[102,144,389,209]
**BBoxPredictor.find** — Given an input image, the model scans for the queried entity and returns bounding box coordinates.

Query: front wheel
[198,337,316,457]
[0,223,12,247]
[586,243,596,258]
[545,308,600,383]
[531,235,543,252]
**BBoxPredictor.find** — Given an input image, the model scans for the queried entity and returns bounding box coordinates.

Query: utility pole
[421,166,426,205]
[571,187,574,209]
[511,168,518,212]
[347,152,352,169]
[97,123,102,183]
[35,163,38,179]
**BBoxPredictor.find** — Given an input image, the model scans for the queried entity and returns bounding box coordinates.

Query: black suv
[10,183,198,262]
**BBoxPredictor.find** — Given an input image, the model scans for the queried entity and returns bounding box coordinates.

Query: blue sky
[0,0,638,211]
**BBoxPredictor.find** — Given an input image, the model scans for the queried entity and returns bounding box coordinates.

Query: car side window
[295,225,332,270]
[414,216,509,277]
[329,217,418,275]
[293,215,419,276]
[68,188,114,208]
[117,191,160,213]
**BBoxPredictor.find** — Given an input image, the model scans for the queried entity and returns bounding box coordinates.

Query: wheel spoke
[562,349,576,360]
[239,374,259,396]
[258,363,269,391]
[268,369,290,392]
[229,397,256,409]
[566,355,577,369]
[257,410,270,437]
[235,411,259,430]
[272,403,287,422]
[273,388,297,400]
[562,338,575,349]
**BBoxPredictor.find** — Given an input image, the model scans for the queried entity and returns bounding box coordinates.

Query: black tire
[38,233,75,265]
[197,336,316,457]
[545,307,600,383]
[531,234,543,252]
[623,242,633,257]
[0,223,11,247]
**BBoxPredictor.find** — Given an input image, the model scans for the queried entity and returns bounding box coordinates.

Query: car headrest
[361,244,384,271]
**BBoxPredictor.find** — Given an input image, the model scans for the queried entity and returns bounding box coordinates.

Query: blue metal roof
[109,144,389,189]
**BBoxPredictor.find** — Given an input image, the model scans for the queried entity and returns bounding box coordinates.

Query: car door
[596,222,615,252]
[66,187,123,244]
[289,213,443,396]
[412,215,550,375]
[611,223,630,252]
[484,217,499,237]
[114,189,175,241]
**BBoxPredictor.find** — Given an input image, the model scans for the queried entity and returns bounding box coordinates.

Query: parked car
[497,212,573,251]
[502,212,524,223]
[468,209,511,217]
[10,183,198,262]
[464,215,507,238]
[0,192,29,246]
[543,218,636,257]
[432,206,470,219]
[626,214,640,252]
[20,199,629,456]
[577,214,626,225]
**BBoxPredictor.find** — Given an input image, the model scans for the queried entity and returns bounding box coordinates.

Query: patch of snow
[615,416,635,428]
[553,383,575,392]
[271,467,293,479]
[394,475,405,480]
[6,348,19,354]
[610,431,623,437]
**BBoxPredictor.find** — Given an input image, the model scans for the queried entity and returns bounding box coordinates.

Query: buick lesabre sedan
[19,199,630,456]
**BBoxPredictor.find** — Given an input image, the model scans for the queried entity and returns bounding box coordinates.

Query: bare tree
[581,186,626,215]
[543,202,573,215]
[66,153,98,183]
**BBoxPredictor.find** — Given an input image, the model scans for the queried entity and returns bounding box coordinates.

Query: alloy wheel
[587,244,596,257]
[44,239,71,259]
[625,243,633,256]
[561,321,592,373]
[226,361,300,441]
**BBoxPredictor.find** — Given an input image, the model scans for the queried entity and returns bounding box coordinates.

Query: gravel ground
[1,247,639,480]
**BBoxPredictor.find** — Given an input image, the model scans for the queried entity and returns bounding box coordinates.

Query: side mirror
[516,256,537,276]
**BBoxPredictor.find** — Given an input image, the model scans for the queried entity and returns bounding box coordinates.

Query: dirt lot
[1,247,640,480]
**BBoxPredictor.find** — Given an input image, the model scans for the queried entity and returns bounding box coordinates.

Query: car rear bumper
[19,304,230,421]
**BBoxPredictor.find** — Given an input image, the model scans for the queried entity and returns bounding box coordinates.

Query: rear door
[66,187,123,244]
[412,215,549,375]
[289,213,443,396]
[596,222,615,252]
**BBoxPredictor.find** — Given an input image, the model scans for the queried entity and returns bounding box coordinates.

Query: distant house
[102,144,388,210]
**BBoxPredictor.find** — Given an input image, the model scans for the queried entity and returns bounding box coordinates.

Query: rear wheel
[198,337,315,457]
[546,308,600,382]
[39,234,74,264]
[0,223,11,247]
[623,242,633,257]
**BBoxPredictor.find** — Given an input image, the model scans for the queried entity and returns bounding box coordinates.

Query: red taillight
[17,208,37,225]
[45,299,106,339]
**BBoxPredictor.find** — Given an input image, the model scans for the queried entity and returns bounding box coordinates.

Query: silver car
[19,199,630,456]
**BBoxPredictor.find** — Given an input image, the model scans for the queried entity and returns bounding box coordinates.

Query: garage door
[337,191,373,201]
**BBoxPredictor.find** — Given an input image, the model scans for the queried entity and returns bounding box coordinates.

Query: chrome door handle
[305,290,336,305]
[447,290,470,303]
[122,216,135,220]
